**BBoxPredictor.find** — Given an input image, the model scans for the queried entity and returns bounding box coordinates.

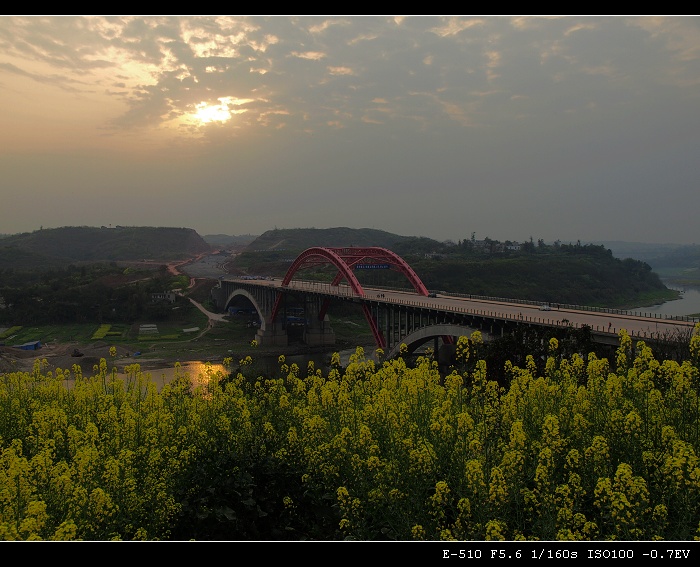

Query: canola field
[1,327,700,541]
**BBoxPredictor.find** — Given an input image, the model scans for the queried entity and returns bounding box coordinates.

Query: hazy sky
[1,16,699,245]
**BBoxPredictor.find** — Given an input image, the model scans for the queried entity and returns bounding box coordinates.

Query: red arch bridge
[210,246,697,359]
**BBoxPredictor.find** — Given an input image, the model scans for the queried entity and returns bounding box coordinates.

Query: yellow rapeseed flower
[485,519,507,541]
[489,466,508,507]
[411,524,426,539]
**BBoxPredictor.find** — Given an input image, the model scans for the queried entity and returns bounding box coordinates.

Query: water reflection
[129,347,376,389]
[124,361,229,390]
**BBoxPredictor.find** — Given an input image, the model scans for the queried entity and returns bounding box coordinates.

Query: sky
[1,16,699,245]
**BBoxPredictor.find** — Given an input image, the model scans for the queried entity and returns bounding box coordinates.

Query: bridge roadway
[221,276,697,352]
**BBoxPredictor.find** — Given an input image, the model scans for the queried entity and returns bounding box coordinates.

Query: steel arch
[270,246,433,349]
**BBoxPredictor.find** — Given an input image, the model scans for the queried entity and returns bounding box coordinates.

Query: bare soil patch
[0,341,170,375]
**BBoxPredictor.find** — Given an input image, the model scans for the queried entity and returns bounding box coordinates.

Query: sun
[192,100,232,124]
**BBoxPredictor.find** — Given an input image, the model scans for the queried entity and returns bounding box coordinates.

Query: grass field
[0,302,376,363]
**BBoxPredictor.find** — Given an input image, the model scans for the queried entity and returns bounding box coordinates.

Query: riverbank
[629,281,700,318]
[0,340,160,375]
[0,334,376,377]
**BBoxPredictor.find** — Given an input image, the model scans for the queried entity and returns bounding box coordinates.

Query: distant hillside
[245,227,418,252]
[227,228,677,309]
[644,246,700,285]
[590,241,686,263]
[231,227,430,276]
[0,226,685,313]
[0,226,211,270]
[202,234,259,248]
[592,241,700,285]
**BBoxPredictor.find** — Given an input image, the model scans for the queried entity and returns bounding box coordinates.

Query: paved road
[229,277,697,340]
[169,251,699,338]
[188,297,228,323]
[176,251,231,279]
[168,254,230,327]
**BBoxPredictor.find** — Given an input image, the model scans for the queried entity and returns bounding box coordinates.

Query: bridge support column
[255,324,288,347]
[438,342,456,373]
[304,297,336,347]
[304,316,336,346]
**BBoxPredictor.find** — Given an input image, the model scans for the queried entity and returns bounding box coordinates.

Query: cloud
[0,16,699,245]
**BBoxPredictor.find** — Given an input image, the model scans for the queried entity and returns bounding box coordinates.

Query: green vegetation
[646,245,700,286]
[90,324,113,340]
[1,327,699,540]
[407,253,675,308]
[0,327,22,340]
[1,227,697,541]
[0,226,211,270]
[234,236,677,310]
[0,263,197,327]
[5,323,124,346]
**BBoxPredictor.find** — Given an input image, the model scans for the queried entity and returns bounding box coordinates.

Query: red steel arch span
[270,247,432,349]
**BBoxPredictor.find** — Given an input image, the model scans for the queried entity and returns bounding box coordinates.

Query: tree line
[0,263,192,326]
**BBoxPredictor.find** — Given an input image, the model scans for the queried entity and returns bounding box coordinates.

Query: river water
[629,282,700,319]
[134,347,369,389]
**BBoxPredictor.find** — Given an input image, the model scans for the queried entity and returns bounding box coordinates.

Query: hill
[591,241,700,285]
[202,233,258,248]
[0,225,682,313]
[0,226,211,270]
[229,227,435,279]
[244,227,417,252]
[229,228,677,309]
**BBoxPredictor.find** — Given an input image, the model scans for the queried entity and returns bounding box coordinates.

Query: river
[629,282,700,319]
[126,347,371,390]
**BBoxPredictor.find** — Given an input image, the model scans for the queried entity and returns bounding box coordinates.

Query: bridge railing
[225,277,694,343]
[369,285,699,324]
[227,277,699,324]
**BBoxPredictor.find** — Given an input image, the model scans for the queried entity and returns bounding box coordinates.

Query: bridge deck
[218,276,697,348]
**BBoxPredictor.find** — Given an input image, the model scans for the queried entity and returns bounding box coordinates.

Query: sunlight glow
[176,96,255,134]
[193,100,232,124]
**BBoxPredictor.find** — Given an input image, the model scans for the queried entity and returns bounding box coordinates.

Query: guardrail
[440,292,699,323]
[228,277,699,324]
[369,285,699,324]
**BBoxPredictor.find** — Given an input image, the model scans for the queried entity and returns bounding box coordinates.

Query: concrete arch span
[222,289,267,331]
[385,323,484,359]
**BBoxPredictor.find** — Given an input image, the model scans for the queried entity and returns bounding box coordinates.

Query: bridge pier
[303,321,336,346]
[255,324,289,347]
[304,298,336,346]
